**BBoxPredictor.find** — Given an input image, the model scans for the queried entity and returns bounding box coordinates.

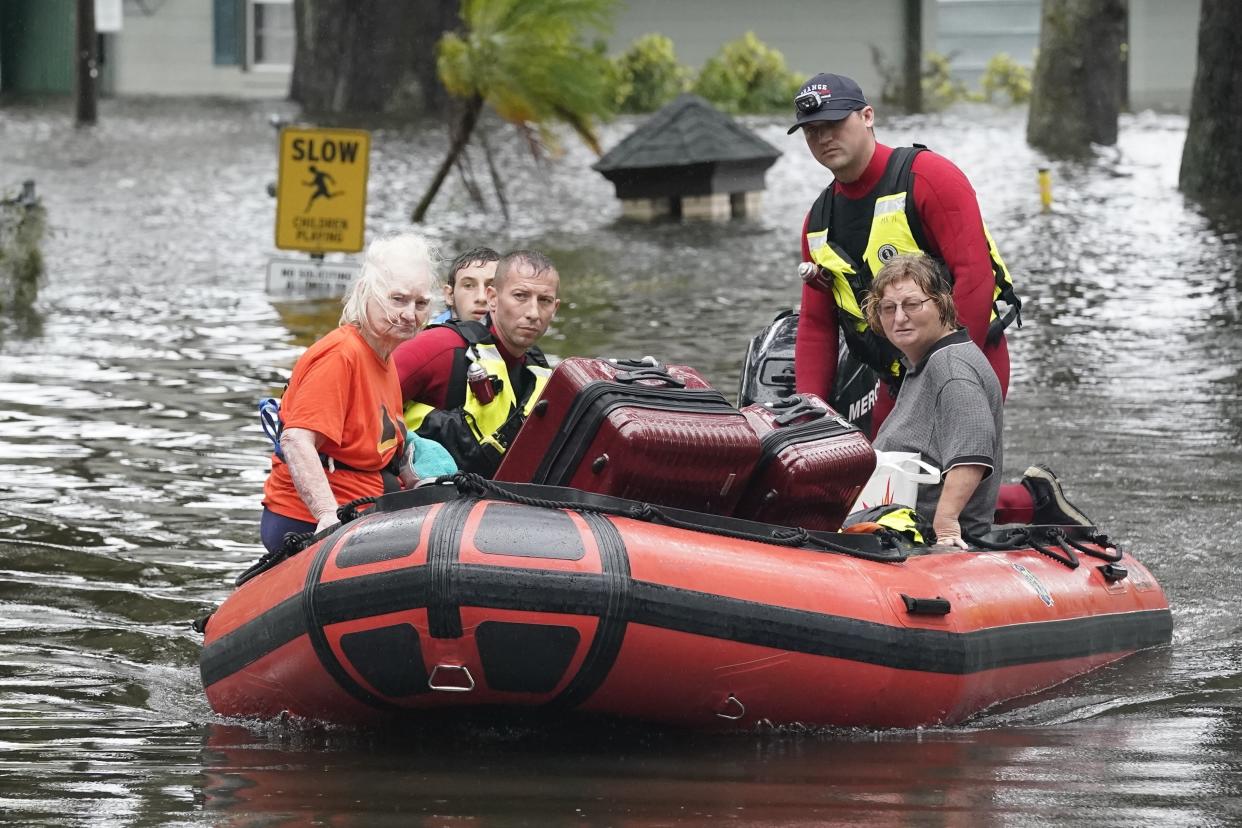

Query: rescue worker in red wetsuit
[393,250,559,478]
[790,73,1090,528]
[789,72,1020,436]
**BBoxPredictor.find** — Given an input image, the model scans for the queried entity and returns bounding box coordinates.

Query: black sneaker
[1022,465,1094,526]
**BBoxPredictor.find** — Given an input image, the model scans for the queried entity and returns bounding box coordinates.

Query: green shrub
[612,33,689,113]
[979,52,1031,104]
[921,52,974,110]
[0,196,45,315]
[693,32,802,113]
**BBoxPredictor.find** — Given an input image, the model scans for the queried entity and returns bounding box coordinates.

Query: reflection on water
[197,705,1233,827]
[0,98,1240,825]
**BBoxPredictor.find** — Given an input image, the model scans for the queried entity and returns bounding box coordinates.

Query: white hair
[340,232,440,329]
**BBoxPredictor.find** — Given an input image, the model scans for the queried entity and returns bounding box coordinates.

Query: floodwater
[1,97,1240,826]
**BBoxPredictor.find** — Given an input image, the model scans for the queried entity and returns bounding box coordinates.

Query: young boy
[430,246,500,324]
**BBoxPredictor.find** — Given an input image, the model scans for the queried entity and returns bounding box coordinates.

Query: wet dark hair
[446,246,499,288]
[864,253,958,334]
[494,249,558,291]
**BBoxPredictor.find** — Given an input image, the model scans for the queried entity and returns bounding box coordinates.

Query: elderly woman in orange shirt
[260,232,437,553]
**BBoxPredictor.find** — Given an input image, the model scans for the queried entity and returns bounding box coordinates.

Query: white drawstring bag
[850,452,941,513]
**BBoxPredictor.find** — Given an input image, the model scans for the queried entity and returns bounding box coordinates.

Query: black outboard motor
[737,309,879,435]
[737,309,799,408]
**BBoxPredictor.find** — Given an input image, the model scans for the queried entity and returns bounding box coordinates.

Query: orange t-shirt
[262,325,406,522]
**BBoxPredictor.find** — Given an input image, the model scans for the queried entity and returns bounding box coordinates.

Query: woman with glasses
[259,231,438,554]
[862,253,1003,547]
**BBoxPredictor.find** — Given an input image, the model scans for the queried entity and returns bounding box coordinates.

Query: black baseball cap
[787,73,869,134]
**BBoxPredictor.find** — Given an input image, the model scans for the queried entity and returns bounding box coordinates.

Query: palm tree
[411,0,617,223]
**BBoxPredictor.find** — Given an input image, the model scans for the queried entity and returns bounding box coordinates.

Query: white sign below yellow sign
[265,257,361,297]
[275,127,370,254]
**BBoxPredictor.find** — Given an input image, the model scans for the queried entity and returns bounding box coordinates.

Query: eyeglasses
[877,297,934,318]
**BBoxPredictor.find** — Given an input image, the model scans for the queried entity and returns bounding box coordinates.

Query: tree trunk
[411,96,484,222]
[1179,0,1242,207]
[478,129,512,224]
[291,0,459,117]
[1026,0,1126,158]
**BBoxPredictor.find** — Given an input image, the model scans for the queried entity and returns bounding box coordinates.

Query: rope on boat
[447,472,908,563]
[966,527,1076,567]
[964,526,1123,570]
[336,495,381,524]
[1059,528,1124,562]
[230,477,1130,589]
[233,496,382,586]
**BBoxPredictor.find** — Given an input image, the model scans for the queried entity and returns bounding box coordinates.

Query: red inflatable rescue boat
[199,477,1171,729]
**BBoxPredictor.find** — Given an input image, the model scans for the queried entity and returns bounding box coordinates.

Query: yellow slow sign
[275,127,370,253]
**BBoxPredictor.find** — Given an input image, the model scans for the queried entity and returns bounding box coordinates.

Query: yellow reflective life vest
[404,342,551,454]
[402,320,551,477]
[805,145,1021,380]
[844,503,935,546]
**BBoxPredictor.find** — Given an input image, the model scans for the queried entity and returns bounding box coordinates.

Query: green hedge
[692,32,802,114]
[610,31,801,114]
[611,33,689,113]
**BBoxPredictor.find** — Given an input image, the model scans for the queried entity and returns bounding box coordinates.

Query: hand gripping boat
[199,475,1171,729]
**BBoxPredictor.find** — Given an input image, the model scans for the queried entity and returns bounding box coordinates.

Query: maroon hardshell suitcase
[494,357,761,514]
[734,393,877,531]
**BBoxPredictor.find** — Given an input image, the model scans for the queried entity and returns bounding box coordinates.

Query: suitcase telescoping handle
[609,356,686,388]
[768,394,828,426]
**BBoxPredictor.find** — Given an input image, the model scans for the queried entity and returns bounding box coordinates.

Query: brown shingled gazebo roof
[593,94,781,220]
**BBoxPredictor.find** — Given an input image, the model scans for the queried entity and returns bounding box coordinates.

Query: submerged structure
[593,94,781,221]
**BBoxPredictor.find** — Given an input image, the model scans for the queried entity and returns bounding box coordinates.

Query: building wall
[6,0,1197,109]
[608,0,933,106]
[112,0,288,98]
[1127,0,1200,113]
[0,0,75,94]
[935,0,1040,90]
[934,0,1199,114]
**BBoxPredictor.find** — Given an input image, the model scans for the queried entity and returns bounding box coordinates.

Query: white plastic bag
[850,451,941,512]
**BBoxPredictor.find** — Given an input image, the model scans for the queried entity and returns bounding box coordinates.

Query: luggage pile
[494,357,875,531]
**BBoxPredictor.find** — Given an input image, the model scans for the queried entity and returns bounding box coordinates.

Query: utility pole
[903,0,924,114]
[75,0,98,126]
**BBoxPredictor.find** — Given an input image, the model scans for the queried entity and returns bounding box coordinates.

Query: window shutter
[212,0,242,66]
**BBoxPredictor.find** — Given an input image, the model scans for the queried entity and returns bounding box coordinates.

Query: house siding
[1127,0,1200,112]
[0,0,1198,110]
[607,0,932,108]
[113,0,287,98]
[0,0,75,95]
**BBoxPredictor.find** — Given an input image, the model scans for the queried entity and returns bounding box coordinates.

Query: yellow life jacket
[805,145,1021,380]
[404,343,550,451]
[403,320,551,477]
[843,503,935,546]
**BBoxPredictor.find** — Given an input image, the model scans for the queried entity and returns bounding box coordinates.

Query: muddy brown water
[1,99,1240,826]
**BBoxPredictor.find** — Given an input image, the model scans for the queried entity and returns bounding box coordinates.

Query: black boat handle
[614,366,685,387]
[769,395,827,426]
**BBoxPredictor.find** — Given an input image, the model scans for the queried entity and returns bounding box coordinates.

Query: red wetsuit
[393,323,529,408]
[795,143,1011,434]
